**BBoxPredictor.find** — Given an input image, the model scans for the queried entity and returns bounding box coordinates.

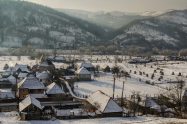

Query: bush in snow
[103,65,111,72]
[3,64,9,70]
[139,71,142,75]
[151,74,154,79]
[134,71,137,74]
[172,72,175,75]
[146,74,149,77]
[178,72,182,76]
[145,80,150,84]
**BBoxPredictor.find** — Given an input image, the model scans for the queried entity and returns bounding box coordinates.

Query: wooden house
[80,62,95,72]
[36,71,50,85]
[76,67,91,81]
[17,74,46,99]
[39,60,55,72]
[19,95,43,120]
[86,90,123,117]
[46,82,66,98]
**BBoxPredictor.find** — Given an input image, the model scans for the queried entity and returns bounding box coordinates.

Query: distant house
[17,74,46,99]
[86,90,123,117]
[18,72,28,80]
[0,78,13,89]
[47,56,66,63]
[76,67,91,81]
[46,82,66,97]
[80,62,95,72]
[36,71,50,85]
[7,75,17,85]
[0,88,17,112]
[19,95,43,120]
[15,64,30,73]
[0,89,15,99]
[39,60,55,72]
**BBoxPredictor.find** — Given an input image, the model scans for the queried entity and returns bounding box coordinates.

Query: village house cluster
[0,55,187,120]
[0,56,125,120]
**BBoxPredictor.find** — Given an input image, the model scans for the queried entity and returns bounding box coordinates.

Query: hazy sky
[25,0,187,12]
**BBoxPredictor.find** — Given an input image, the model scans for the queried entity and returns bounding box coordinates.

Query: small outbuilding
[46,82,65,97]
[76,67,91,81]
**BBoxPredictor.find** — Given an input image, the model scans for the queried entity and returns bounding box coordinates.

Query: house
[14,64,30,73]
[0,78,13,89]
[86,90,123,117]
[76,67,91,81]
[46,82,66,97]
[18,72,28,80]
[36,71,50,85]
[0,89,15,99]
[19,95,43,120]
[39,60,55,72]
[80,62,95,72]
[17,74,46,99]
[0,89,17,112]
[7,75,17,85]
[47,56,66,63]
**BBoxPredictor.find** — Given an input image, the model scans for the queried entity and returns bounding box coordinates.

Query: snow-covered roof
[19,95,43,112]
[36,71,49,80]
[46,82,65,95]
[15,64,29,72]
[87,91,123,113]
[7,75,16,84]
[54,56,65,61]
[80,62,94,68]
[76,67,91,75]
[18,72,28,78]
[18,74,45,89]
[0,89,15,99]
[145,98,161,111]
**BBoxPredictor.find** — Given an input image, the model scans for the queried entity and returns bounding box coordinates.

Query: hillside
[112,10,187,52]
[59,9,145,30]
[0,0,107,49]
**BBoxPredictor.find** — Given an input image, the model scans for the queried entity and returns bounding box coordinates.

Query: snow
[126,24,178,45]
[46,82,65,95]
[0,112,187,124]
[19,95,43,112]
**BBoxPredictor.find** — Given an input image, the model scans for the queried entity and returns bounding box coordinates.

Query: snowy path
[61,78,85,100]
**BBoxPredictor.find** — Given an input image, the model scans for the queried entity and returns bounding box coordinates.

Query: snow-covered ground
[0,112,187,124]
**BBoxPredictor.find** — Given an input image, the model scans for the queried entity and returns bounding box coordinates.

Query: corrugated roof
[46,82,65,95]
[19,95,43,112]
[87,90,122,113]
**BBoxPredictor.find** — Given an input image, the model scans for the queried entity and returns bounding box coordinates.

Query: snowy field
[75,60,187,99]
[0,112,187,124]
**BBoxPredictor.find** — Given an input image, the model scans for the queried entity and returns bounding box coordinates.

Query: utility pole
[112,75,116,99]
[121,81,125,106]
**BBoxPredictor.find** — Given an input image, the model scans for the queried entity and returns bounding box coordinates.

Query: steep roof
[76,67,91,75]
[18,72,28,78]
[19,95,43,112]
[46,82,65,95]
[7,75,16,84]
[87,90,123,113]
[18,74,45,89]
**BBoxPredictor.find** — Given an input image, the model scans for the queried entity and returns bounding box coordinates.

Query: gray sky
[25,0,187,12]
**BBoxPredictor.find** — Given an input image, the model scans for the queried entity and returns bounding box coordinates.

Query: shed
[76,67,91,81]
[46,82,65,97]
